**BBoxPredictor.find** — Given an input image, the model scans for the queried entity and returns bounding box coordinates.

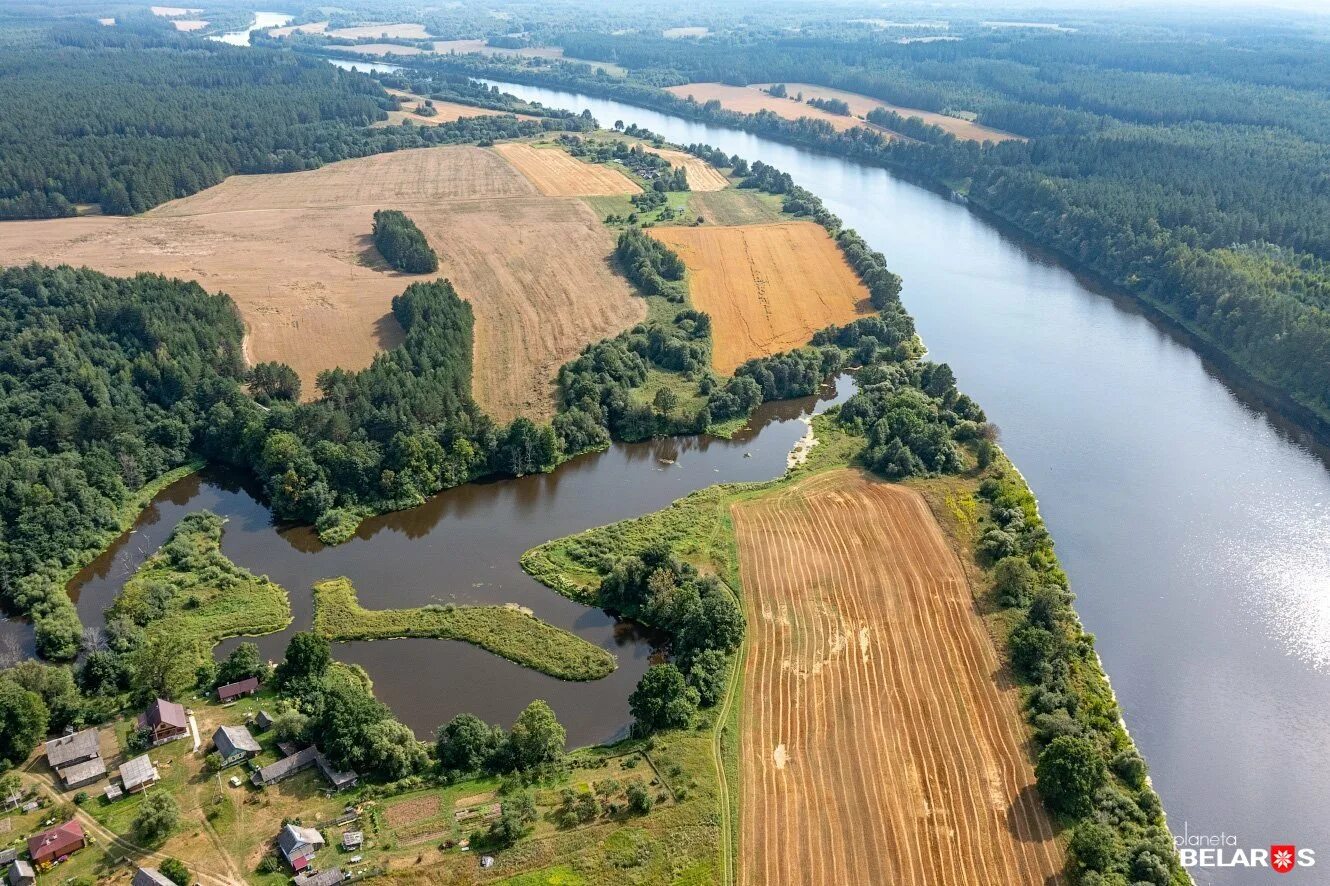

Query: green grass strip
[311,576,617,681]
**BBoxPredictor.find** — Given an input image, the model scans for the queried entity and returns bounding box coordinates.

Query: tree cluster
[372,209,439,274]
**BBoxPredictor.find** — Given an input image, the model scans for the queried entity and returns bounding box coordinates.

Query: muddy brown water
[62,378,853,747]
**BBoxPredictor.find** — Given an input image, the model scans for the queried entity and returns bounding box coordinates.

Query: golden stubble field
[650,221,875,374]
[731,470,1065,885]
[645,146,731,191]
[0,146,644,422]
[373,88,538,128]
[666,82,1021,143]
[494,142,642,196]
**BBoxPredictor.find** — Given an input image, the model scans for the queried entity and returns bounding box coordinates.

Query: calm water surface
[209,11,291,46]
[479,80,1330,883]
[66,380,852,748]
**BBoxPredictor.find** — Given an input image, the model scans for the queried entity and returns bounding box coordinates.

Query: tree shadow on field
[374,312,405,351]
[1006,782,1059,847]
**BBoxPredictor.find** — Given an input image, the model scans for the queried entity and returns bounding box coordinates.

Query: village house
[276,823,325,872]
[138,698,189,745]
[119,753,160,793]
[216,676,259,703]
[6,859,35,886]
[293,870,343,886]
[250,744,359,791]
[132,867,177,886]
[44,729,99,771]
[27,819,85,868]
[58,756,107,790]
[212,724,261,767]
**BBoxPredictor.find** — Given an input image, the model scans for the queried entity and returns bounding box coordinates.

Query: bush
[1035,735,1107,818]
[159,858,189,886]
[626,780,653,814]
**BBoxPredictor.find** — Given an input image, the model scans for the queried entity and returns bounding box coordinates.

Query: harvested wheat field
[731,470,1064,886]
[494,142,641,197]
[374,89,533,128]
[431,39,627,75]
[650,221,873,374]
[171,19,208,31]
[268,20,327,37]
[665,83,882,134]
[645,146,730,191]
[755,82,1023,142]
[327,22,432,39]
[343,42,427,56]
[0,146,643,421]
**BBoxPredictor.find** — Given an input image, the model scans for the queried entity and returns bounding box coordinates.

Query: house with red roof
[27,819,84,867]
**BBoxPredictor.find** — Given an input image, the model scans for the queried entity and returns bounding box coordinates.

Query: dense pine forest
[418,23,1330,428]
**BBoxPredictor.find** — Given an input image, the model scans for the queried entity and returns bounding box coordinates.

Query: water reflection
[66,376,853,746]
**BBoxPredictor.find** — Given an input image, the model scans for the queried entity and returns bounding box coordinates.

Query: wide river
[478,81,1330,882]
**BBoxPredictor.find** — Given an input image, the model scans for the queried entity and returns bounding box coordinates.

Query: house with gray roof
[44,729,99,770]
[212,725,261,767]
[132,868,176,886]
[58,755,107,789]
[276,823,324,872]
[119,754,159,793]
[0,851,14,867]
[293,870,343,886]
[251,744,319,787]
[7,859,35,886]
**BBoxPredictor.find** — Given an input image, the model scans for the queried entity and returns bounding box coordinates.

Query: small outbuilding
[119,753,160,793]
[212,724,261,767]
[293,870,343,886]
[0,851,15,867]
[139,699,189,745]
[217,676,259,703]
[7,859,35,886]
[341,830,363,850]
[254,709,274,731]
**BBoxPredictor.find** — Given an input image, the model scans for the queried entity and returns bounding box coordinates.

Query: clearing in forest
[650,221,874,374]
[375,88,535,127]
[665,82,885,133]
[0,146,642,422]
[326,21,432,39]
[431,39,628,75]
[494,142,642,197]
[731,470,1064,886]
[754,82,1023,142]
[644,146,731,191]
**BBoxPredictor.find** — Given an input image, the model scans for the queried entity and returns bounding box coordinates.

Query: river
[475,80,1330,882]
[209,10,291,46]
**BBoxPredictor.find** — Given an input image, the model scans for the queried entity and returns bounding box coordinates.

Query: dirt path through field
[731,470,1064,885]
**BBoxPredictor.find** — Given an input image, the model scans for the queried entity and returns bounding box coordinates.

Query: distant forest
[423,25,1330,427]
[0,19,584,219]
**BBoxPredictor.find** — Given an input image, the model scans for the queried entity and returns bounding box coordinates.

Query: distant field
[664,82,881,134]
[432,39,628,75]
[171,19,208,31]
[650,221,873,374]
[268,19,328,37]
[342,42,427,56]
[731,470,1064,885]
[374,88,533,127]
[663,26,710,38]
[327,21,432,39]
[494,142,642,197]
[0,146,642,421]
[149,5,200,15]
[646,146,730,191]
[755,82,1023,142]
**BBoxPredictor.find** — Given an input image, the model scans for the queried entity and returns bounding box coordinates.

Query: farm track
[731,469,1063,885]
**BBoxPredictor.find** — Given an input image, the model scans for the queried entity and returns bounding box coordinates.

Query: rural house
[58,756,107,790]
[132,868,176,886]
[316,753,359,792]
[119,754,160,793]
[44,728,99,770]
[139,698,189,745]
[7,859,34,886]
[217,676,259,702]
[276,823,325,872]
[27,819,85,867]
[294,870,343,886]
[212,724,261,767]
[251,744,358,791]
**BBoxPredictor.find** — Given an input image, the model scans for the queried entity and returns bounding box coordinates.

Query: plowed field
[494,143,641,196]
[650,221,874,374]
[731,470,1064,886]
